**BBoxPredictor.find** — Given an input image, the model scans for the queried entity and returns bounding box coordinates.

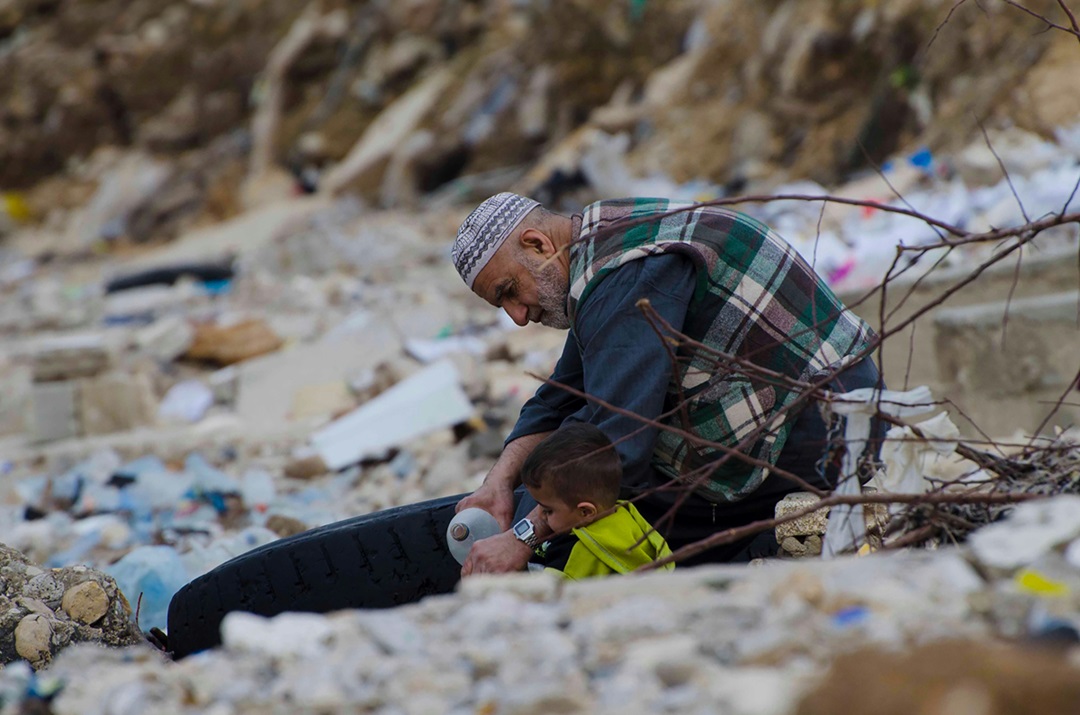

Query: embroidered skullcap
[452,192,540,288]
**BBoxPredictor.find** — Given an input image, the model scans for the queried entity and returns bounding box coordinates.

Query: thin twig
[640,490,1045,569]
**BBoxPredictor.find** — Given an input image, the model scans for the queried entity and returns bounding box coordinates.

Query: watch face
[513,519,532,537]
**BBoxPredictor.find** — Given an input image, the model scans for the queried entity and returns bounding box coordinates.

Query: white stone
[356,611,425,655]
[221,611,335,659]
[969,496,1080,570]
[15,614,53,663]
[135,316,195,362]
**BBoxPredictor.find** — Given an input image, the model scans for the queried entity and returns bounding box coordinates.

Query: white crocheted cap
[452,192,540,288]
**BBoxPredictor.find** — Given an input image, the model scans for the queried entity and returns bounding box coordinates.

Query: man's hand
[455,478,516,531]
[456,431,550,528]
[460,530,533,577]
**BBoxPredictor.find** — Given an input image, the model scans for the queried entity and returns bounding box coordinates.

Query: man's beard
[533,260,571,330]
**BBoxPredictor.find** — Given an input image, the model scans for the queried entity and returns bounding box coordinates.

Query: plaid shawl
[568,198,875,502]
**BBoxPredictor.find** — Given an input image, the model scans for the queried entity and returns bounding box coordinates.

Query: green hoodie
[547,501,675,580]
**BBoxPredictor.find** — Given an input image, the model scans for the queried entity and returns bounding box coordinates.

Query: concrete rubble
[0,497,1074,713]
[0,543,143,671]
[0,0,1078,710]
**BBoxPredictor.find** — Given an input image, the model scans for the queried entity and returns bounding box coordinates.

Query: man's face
[473,242,570,329]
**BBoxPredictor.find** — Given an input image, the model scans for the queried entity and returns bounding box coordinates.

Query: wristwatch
[512,517,541,549]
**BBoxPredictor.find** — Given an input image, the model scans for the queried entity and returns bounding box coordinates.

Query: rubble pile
[0,543,142,671]
[0,497,1074,713]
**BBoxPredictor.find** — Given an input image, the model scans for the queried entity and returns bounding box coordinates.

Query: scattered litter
[158,380,215,424]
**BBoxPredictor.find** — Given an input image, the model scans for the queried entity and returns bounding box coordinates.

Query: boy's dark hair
[520,423,622,508]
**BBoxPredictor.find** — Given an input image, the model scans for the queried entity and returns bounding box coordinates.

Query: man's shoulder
[579,197,692,233]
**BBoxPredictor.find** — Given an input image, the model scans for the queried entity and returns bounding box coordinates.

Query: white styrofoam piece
[311,359,474,470]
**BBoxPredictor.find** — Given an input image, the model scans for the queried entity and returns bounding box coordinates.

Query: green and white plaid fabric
[568,198,875,502]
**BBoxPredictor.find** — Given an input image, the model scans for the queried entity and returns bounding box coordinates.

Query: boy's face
[527,482,594,534]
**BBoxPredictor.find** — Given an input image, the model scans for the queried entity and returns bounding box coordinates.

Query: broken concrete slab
[311,360,475,470]
[16,333,111,382]
[120,197,329,270]
[0,362,32,437]
[290,382,354,422]
[236,327,401,430]
[135,316,195,363]
[29,381,79,444]
[321,67,454,196]
[78,372,157,436]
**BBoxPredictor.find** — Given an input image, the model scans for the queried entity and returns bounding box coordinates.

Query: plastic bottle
[104,545,190,633]
[446,508,501,565]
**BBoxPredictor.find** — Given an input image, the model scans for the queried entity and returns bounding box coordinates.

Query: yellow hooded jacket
[546,501,675,580]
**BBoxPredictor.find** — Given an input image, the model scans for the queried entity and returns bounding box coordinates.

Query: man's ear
[577,501,598,520]
[519,227,555,257]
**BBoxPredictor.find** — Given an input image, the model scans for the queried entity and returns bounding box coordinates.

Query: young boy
[518,422,675,579]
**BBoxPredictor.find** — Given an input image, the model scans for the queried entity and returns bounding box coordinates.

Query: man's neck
[551,214,576,273]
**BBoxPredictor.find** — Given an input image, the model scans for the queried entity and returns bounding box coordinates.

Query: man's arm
[456,328,587,525]
[455,327,588,576]
[454,431,549,530]
[567,253,697,489]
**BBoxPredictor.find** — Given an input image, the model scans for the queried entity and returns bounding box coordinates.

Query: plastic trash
[126,466,194,513]
[822,386,936,558]
[446,508,501,565]
[877,411,959,516]
[968,496,1080,570]
[241,468,276,513]
[185,453,240,494]
[105,545,190,632]
[158,380,215,424]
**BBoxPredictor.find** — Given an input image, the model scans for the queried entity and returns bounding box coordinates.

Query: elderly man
[452,193,881,574]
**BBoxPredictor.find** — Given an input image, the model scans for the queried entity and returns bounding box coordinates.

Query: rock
[221,611,335,659]
[780,536,808,556]
[774,492,830,541]
[0,543,144,669]
[265,514,309,538]
[185,319,284,366]
[136,316,195,363]
[283,451,329,480]
[14,614,52,666]
[61,581,109,625]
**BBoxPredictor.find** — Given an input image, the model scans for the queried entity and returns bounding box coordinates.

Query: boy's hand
[461,531,532,577]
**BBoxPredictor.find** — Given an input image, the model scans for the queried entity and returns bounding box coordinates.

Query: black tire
[167,494,465,658]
